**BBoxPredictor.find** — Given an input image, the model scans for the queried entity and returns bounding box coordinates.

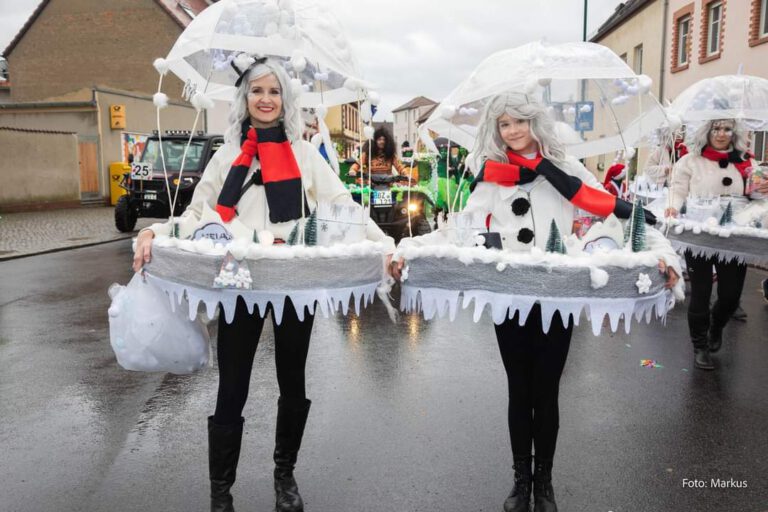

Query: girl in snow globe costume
[392,93,681,512]
[665,119,765,370]
[133,57,394,512]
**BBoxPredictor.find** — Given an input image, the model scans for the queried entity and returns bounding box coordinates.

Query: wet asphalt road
[1,240,767,512]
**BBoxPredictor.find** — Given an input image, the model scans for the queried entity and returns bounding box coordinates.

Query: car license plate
[144,192,157,201]
[130,162,154,180]
[373,190,393,206]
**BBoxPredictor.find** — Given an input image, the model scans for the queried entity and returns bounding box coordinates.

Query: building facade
[392,96,437,156]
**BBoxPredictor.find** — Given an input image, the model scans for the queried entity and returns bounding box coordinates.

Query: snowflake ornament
[635,273,652,294]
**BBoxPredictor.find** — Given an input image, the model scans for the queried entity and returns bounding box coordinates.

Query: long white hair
[686,118,750,157]
[474,92,567,165]
[224,58,302,146]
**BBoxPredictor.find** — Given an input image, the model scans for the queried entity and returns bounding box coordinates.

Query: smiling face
[498,113,538,155]
[247,73,283,128]
[708,120,735,151]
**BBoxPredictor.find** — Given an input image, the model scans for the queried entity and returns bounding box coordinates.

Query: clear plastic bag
[108,273,209,374]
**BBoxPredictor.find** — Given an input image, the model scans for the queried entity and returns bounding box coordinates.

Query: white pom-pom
[153,92,169,109]
[363,125,375,139]
[190,91,215,112]
[153,58,169,75]
[291,55,307,73]
[579,104,592,113]
[313,71,329,81]
[626,85,640,95]
[440,105,457,119]
[368,91,381,106]
[361,101,372,123]
[666,113,682,132]
[692,225,702,234]
[302,83,311,92]
[289,78,303,97]
[538,77,552,87]
[496,262,507,272]
[315,104,328,118]
[637,74,653,94]
[611,95,630,106]
[258,230,275,246]
[264,21,279,35]
[343,78,360,91]
[674,224,685,235]
[524,77,539,94]
[624,147,636,160]
[589,267,609,289]
[233,53,256,72]
[459,107,479,116]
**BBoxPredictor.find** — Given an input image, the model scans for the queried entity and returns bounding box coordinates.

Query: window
[678,16,690,64]
[707,2,722,55]
[633,44,643,74]
[762,0,768,37]
[754,131,767,161]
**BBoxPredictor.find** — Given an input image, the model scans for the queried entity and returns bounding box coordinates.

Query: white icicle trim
[153,92,169,109]
[190,92,215,112]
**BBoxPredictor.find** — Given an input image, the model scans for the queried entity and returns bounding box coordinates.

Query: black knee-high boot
[504,456,532,512]
[533,457,557,512]
[274,397,312,512]
[208,416,244,512]
[689,311,714,370]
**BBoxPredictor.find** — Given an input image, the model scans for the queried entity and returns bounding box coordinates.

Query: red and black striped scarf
[471,150,655,224]
[700,146,752,179]
[216,122,308,224]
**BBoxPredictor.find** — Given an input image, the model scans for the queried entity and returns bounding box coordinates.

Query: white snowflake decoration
[635,272,652,294]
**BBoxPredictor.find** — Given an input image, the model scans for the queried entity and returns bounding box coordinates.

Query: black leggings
[494,305,573,461]
[213,298,315,425]
[685,251,747,322]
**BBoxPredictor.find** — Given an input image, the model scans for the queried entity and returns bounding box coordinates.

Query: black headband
[232,55,268,87]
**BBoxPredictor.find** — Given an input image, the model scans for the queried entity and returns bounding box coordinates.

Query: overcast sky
[0,0,625,120]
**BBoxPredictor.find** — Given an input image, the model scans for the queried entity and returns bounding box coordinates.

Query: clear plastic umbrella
[160,0,371,107]
[667,74,768,129]
[419,41,668,159]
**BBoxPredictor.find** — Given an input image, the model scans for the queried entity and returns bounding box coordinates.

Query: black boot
[503,456,532,512]
[274,397,311,512]
[208,416,244,512]
[709,302,731,353]
[532,457,557,512]
[689,312,714,370]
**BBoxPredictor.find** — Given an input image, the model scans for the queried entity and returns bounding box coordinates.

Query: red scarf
[700,146,752,179]
[216,122,307,224]
[471,150,655,224]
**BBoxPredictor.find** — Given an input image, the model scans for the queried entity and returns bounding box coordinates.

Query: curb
[0,235,135,262]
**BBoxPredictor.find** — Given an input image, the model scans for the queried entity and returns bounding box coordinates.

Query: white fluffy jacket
[145,140,395,252]
[670,152,754,210]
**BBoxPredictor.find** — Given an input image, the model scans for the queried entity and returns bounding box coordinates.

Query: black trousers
[213,298,315,425]
[494,305,573,461]
[684,251,747,325]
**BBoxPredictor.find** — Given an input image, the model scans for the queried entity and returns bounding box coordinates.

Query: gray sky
[0,0,624,119]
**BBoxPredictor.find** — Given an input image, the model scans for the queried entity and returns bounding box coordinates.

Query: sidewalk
[0,207,154,260]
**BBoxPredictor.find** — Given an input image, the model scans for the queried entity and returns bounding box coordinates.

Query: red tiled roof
[3,0,209,57]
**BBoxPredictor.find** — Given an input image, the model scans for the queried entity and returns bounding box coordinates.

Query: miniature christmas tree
[545,219,566,254]
[287,221,301,246]
[719,200,733,226]
[304,209,318,246]
[628,198,646,252]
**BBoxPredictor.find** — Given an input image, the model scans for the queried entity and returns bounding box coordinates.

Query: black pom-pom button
[517,228,534,244]
[722,177,733,186]
[718,159,729,169]
[511,197,531,216]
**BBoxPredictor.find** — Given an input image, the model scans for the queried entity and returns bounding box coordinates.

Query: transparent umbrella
[667,74,768,129]
[419,41,668,159]
[161,0,371,107]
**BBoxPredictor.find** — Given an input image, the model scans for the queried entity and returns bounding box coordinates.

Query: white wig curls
[225,58,302,146]
[686,118,750,157]
[474,92,566,165]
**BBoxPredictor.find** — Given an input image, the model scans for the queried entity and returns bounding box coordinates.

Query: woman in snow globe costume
[665,119,764,371]
[133,57,394,512]
[393,92,680,512]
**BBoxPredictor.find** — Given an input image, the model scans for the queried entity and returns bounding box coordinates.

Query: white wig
[686,118,750,157]
[225,58,302,146]
[474,92,567,165]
